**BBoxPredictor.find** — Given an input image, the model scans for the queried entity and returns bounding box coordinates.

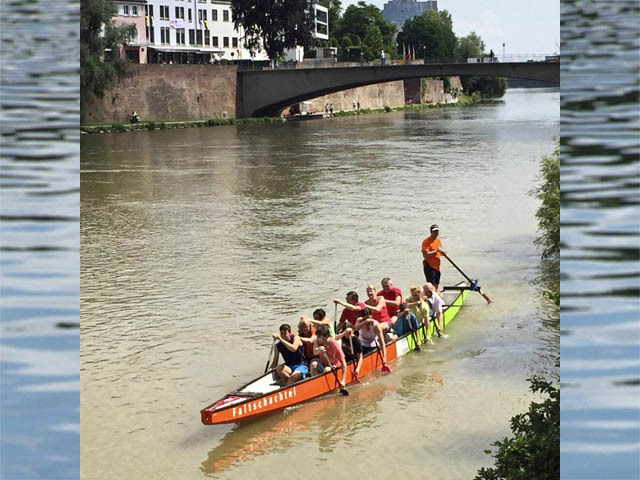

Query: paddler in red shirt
[377,277,403,318]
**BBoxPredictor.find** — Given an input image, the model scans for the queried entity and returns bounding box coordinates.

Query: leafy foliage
[533,146,560,260]
[231,0,315,61]
[361,23,384,62]
[397,10,457,62]
[334,2,396,57]
[461,76,507,98]
[475,377,559,480]
[455,31,485,62]
[81,0,136,105]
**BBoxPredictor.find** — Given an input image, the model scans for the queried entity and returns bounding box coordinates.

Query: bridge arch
[237,62,559,117]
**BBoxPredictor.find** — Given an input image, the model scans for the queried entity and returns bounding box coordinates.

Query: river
[80,88,559,479]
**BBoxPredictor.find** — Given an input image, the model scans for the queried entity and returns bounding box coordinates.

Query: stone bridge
[237,62,559,117]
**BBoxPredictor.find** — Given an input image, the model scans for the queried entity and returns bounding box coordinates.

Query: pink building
[113,0,148,63]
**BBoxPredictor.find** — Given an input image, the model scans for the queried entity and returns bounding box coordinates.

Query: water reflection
[201,384,393,476]
[560,0,640,477]
[1,0,79,477]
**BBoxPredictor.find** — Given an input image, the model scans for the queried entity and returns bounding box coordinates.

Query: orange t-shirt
[421,236,442,271]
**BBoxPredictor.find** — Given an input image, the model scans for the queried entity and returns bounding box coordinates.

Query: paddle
[442,252,492,304]
[348,333,361,384]
[321,349,348,396]
[264,339,276,374]
[408,316,421,352]
[374,338,392,373]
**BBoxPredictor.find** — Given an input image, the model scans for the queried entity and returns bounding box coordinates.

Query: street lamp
[502,43,505,62]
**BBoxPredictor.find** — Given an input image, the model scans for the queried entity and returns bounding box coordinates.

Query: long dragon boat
[200,281,470,425]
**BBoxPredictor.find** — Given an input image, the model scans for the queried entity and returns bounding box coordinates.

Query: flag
[204,20,209,30]
[145,15,149,26]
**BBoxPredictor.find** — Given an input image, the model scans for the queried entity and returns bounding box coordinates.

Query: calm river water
[80,88,559,479]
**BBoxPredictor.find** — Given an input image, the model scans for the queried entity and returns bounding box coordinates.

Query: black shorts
[362,345,377,355]
[423,261,441,286]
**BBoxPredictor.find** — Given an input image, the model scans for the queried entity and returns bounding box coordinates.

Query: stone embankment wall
[81,64,463,124]
[306,80,406,113]
[81,64,237,124]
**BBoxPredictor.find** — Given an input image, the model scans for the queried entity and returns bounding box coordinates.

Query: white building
[139,0,268,64]
[117,0,328,64]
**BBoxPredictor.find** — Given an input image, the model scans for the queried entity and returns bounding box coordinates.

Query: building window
[196,30,203,45]
[198,9,207,21]
[160,27,170,44]
[176,28,185,45]
[175,6,184,19]
[122,5,130,15]
[198,0,206,3]
[223,36,229,48]
[223,10,229,22]
[316,10,328,23]
[317,23,328,36]
[212,36,218,47]
[146,5,153,17]
[212,9,217,21]
[204,30,210,46]
[189,29,195,45]
[160,5,169,20]
[232,37,238,48]
[131,5,138,16]
[188,8,192,22]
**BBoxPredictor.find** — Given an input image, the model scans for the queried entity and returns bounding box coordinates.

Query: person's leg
[433,269,441,292]
[277,365,292,382]
[374,324,387,363]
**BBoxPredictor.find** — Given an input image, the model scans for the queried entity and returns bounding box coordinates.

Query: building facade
[114,0,328,65]
[381,0,437,31]
[113,0,149,63]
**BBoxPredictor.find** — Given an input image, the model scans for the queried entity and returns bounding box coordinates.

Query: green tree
[461,76,507,98]
[334,2,396,58]
[81,0,136,105]
[231,0,315,62]
[533,146,560,262]
[455,31,485,62]
[397,10,457,62]
[475,377,560,480]
[362,23,383,62]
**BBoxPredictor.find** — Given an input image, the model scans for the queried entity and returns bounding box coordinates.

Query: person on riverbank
[270,324,308,385]
[354,308,389,366]
[405,284,432,343]
[392,303,420,337]
[334,291,367,327]
[377,277,403,318]
[422,224,446,291]
[314,325,347,388]
[424,283,447,338]
[365,284,396,341]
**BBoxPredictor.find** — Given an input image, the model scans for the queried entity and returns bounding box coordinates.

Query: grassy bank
[80,94,482,134]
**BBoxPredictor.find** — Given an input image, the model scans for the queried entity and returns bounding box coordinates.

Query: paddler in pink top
[365,284,396,341]
[377,277,403,318]
[314,324,347,388]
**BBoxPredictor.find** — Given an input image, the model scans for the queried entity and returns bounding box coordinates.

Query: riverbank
[80,93,481,134]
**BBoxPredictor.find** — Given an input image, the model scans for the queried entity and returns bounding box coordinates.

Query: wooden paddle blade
[479,289,492,304]
[382,364,392,373]
[339,388,349,396]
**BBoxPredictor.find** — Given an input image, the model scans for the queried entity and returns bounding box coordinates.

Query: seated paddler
[270,323,308,385]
